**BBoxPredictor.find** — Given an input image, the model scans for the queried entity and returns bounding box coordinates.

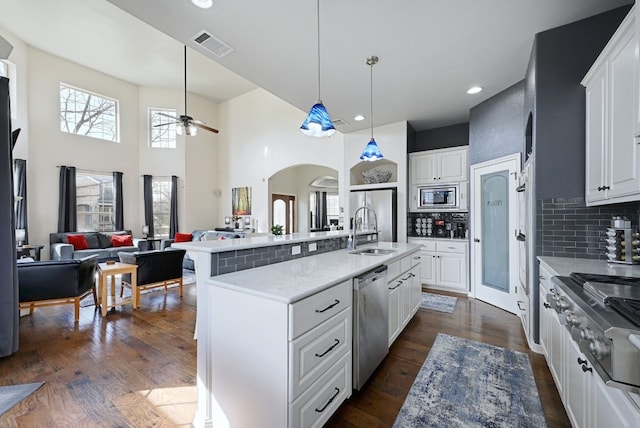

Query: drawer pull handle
[389,281,402,290]
[315,339,340,358]
[315,300,340,313]
[578,357,588,365]
[581,365,593,373]
[315,387,340,413]
[517,301,525,311]
[401,274,412,281]
[543,302,551,309]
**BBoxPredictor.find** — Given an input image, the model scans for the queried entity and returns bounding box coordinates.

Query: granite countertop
[172,230,349,253]
[538,256,640,278]
[206,242,421,304]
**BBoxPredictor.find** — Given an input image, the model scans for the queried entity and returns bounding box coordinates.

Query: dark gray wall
[468,80,525,166]
[531,5,632,199]
[410,123,468,152]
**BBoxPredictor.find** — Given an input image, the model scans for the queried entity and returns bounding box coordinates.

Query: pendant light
[360,55,383,161]
[300,0,335,138]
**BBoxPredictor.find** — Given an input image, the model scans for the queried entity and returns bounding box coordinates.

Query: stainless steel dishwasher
[353,265,389,390]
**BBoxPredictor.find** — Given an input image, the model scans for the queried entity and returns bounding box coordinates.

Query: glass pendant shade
[360,138,383,161]
[300,101,336,137]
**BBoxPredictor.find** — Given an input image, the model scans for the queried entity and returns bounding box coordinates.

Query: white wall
[1,26,29,159]
[217,88,345,233]
[7,42,220,258]
[343,121,408,243]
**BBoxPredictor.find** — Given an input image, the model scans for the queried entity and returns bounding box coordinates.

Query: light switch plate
[309,243,317,252]
[292,245,301,255]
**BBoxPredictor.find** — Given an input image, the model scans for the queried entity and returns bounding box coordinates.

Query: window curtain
[113,171,123,230]
[57,165,76,232]
[13,158,27,244]
[143,174,154,237]
[321,191,328,229]
[0,76,19,357]
[170,175,178,238]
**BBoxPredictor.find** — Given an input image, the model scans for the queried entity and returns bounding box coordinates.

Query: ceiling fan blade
[157,112,179,120]
[153,121,180,127]
[192,122,219,134]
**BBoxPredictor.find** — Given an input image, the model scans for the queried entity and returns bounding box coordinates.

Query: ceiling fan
[155,45,219,136]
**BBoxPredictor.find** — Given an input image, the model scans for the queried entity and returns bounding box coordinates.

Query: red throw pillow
[66,234,89,250]
[111,234,133,247]
[174,232,193,243]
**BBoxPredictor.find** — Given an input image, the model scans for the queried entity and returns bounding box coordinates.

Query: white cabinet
[538,259,640,428]
[210,279,352,428]
[409,238,468,294]
[583,7,640,206]
[387,252,421,346]
[409,147,468,186]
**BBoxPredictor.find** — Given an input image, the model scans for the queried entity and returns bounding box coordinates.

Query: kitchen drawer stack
[209,279,352,428]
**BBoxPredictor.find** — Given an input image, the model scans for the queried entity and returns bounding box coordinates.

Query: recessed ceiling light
[192,0,213,8]
[467,86,483,94]
[354,115,365,121]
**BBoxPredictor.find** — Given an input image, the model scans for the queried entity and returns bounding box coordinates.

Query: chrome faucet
[352,205,378,249]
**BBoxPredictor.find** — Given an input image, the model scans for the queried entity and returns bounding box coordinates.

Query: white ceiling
[0,0,632,133]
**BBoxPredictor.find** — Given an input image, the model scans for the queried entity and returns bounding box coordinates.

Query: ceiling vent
[332,119,349,127]
[192,30,234,58]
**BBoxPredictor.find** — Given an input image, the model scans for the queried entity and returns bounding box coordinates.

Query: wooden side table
[97,262,137,316]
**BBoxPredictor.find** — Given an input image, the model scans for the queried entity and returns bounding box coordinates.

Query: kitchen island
[177,236,420,428]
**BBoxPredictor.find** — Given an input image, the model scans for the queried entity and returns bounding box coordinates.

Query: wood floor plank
[0,282,570,427]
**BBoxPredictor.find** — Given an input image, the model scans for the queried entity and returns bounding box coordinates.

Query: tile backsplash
[536,197,640,260]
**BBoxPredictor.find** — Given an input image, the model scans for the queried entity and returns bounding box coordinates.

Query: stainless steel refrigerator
[350,188,397,242]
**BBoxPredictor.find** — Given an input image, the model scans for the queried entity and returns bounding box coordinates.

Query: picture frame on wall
[232,186,252,215]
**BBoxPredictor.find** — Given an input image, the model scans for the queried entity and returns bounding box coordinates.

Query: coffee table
[97,262,137,316]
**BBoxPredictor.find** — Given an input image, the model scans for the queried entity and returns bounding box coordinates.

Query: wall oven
[415,184,460,211]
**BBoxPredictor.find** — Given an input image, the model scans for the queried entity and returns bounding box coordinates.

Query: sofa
[161,229,245,270]
[18,255,98,322]
[50,230,144,262]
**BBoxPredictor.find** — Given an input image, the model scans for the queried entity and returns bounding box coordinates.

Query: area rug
[393,333,546,428]
[421,292,457,313]
[0,382,43,416]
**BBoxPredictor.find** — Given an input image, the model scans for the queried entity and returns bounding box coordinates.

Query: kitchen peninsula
[173,233,421,427]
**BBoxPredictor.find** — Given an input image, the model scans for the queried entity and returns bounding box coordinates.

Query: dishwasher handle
[355,265,388,289]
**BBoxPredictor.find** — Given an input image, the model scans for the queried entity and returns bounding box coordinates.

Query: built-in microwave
[415,184,460,211]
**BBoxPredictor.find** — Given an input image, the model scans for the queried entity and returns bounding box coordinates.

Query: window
[76,171,114,232]
[60,83,118,142]
[149,108,177,148]
[152,177,172,238]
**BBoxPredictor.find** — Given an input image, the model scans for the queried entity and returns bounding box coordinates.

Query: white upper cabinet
[409,146,468,186]
[583,6,640,206]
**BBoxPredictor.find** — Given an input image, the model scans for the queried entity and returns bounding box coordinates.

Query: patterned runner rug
[420,292,457,313]
[0,382,43,417]
[393,333,547,428]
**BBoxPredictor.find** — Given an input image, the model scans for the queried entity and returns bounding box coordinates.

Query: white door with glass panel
[470,154,520,314]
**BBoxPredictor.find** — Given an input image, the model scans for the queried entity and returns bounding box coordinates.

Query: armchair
[117,249,187,307]
[18,255,99,322]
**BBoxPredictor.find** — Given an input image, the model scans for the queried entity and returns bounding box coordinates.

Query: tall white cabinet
[582,6,640,206]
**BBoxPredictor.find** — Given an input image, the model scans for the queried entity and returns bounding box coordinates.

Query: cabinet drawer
[387,260,401,281]
[289,280,352,340]
[417,240,437,251]
[436,241,467,254]
[289,353,351,428]
[409,252,421,267]
[289,308,351,400]
[400,255,412,273]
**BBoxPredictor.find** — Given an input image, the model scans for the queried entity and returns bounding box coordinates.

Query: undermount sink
[350,248,395,256]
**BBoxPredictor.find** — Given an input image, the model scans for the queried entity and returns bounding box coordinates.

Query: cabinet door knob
[474,238,480,243]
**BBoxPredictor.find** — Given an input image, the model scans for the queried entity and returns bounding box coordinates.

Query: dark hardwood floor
[0,283,570,427]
